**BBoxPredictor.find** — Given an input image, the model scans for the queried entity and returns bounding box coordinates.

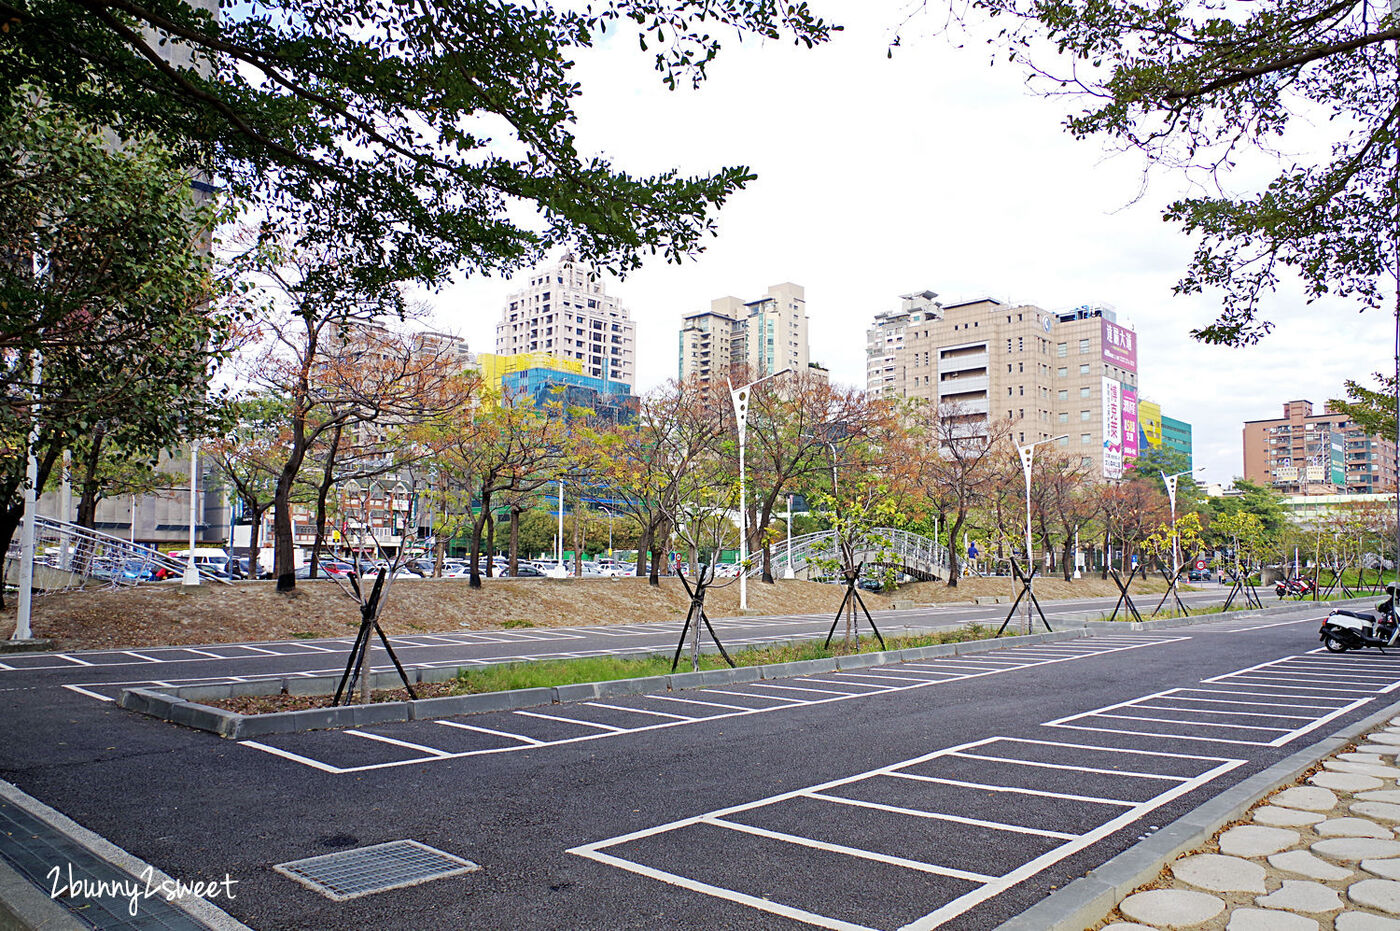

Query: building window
[1059,412,1069,424]
[1057,342,1067,357]
[1080,386,1091,398]
[1079,338,1090,353]
[1081,409,1091,421]
[1079,363,1090,375]
[1081,433,1091,444]
[1057,436,1069,447]
[1058,389,1068,401]
[1057,367,1067,377]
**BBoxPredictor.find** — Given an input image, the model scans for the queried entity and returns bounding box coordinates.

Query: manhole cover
[274,840,479,901]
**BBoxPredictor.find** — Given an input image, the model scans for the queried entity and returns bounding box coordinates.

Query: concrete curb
[0,778,253,931]
[1079,595,1373,632]
[994,692,1400,931]
[118,626,1097,739]
[0,638,55,655]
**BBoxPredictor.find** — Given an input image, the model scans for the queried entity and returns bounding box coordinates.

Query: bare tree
[911,402,1014,586]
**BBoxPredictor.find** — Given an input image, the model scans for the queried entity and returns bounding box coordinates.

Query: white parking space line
[803,792,1078,840]
[61,684,113,702]
[890,772,1138,806]
[514,710,629,732]
[749,683,861,697]
[1046,656,1391,747]
[571,734,1243,931]
[56,654,92,666]
[947,751,1189,781]
[346,730,453,757]
[239,637,1193,773]
[584,702,698,721]
[646,695,755,711]
[704,817,1001,880]
[436,721,544,745]
[835,672,941,684]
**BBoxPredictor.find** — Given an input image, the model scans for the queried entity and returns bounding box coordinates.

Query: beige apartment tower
[1242,400,1396,495]
[678,282,811,391]
[866,294,1140,479]
[495,253,636,386]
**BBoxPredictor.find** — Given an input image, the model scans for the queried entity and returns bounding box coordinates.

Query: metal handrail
[4,516,230,592]
[753,527,949,580]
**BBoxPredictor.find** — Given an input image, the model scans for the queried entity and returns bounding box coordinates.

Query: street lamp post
[182,439,201,587]
[783,494,795,580]
[1016,435,1067,632]
[557,479,565,571]
[1161,467,1204,585]
[598,505,615,557]
[730,368,790,611]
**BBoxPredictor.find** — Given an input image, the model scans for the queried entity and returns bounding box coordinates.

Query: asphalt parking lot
[0,595,1380,930]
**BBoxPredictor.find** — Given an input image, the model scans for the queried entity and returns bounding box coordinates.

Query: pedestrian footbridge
[752,527,949,582]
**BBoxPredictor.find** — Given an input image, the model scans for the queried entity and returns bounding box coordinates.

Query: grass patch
[451,624,998,694]
[501,619,536,629]
[289,631,319,639]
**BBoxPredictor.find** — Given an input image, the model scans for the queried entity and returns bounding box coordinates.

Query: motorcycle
[1319,585,1400,653]
[1277,577,1315,598]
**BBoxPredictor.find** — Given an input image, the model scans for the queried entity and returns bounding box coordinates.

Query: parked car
[1186,567,1212,582]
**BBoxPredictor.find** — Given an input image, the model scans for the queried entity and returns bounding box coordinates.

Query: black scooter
[1319,584,1400,653]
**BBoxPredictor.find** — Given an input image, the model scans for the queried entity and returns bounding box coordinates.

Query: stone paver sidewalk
[1100,719,1400,930]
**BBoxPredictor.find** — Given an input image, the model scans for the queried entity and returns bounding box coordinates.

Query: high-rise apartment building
[1242,400,1396,495]
[865,294,1141,479]
[495,253,636,387]
[678,282,811,390]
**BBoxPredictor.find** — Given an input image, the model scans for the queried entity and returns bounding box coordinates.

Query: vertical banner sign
[1102,377,1123,479]
[1121,386,1140,469]
[1101,319,1138,373]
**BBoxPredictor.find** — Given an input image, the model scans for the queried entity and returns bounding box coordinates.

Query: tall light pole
[13,349,41,641]
[1016,435,1066,631]
[182,439,201,587]
[599,505,615,557]
[557,479,565,570]
[783,494,795,580]
[730,368,790,610]
[1161,467,1204,584]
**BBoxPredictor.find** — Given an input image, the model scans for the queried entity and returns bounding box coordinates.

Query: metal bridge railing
[753,527,949,580]
[3,516,230,593]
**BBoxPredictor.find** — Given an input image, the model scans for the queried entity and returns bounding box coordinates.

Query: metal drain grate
[274,840,479,901]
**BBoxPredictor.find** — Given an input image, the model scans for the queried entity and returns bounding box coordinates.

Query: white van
[168,547,232,576]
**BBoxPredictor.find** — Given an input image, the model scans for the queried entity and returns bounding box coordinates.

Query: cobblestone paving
[1102,718,1400,930]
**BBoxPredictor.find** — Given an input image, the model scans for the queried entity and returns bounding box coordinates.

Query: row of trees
[201,289,1384,598]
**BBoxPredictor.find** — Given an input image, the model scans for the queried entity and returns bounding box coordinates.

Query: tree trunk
[946,511,966,587]
[508,507,520,575]
[485,509,495,577]
[1062,535,1074,582]
[636,525,650,577]
[247,504,265,580]
[74,424,107,530]
[309,424,342,580]
[572,512,582,577]
[648,522,663,586]
[468,487,491,589]
[272,451,307,592]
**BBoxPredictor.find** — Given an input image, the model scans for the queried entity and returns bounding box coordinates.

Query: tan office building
[678,282,812,391]
[1242,400,1396,495]
[866,295,1141,479]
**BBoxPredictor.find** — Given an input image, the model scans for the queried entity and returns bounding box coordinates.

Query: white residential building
[494,253,636,387]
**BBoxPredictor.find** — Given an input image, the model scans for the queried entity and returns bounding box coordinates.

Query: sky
[417,1,1396,486]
